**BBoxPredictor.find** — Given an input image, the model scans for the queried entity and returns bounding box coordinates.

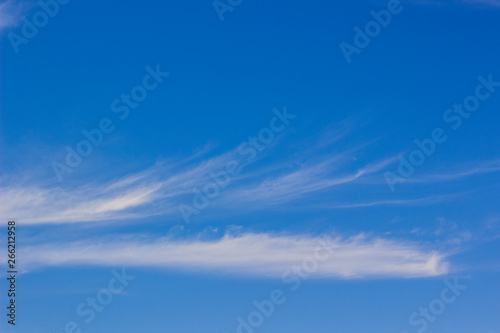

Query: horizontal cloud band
[20,232,449,279]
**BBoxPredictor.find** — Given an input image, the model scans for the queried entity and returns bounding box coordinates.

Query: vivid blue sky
[0,0,499,332]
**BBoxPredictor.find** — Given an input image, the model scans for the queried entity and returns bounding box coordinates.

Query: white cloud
[3,151,497,224]
[3,124,498,225]
[225,158,365,205]
[461,0,500,7]
[0,151,239,224]
[329,193,460,208]
[411,0,500,7]
[407,160,500,183]
[19,232,450,279]
[0,0,28,33]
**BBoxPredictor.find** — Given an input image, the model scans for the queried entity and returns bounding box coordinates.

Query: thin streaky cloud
[0,150,240,223]
[223,146,392,206]
[0,0,28,33]
[19,232,450,279]
[3,145,492,224]
[3,128,497,224]
[461,0,500,7]
[406,159,500,183]
[329,193,461,209]
[0,132,374,223]
[226,168,364,205]
[410,0,500,7]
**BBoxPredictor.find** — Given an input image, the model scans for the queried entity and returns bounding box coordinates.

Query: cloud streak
[19,232,450,279]
[411,0,500,8]
[406,159,500,183]
[461,0,500,7]
[3,119,499,225]
[0,0,27,33]
[0,150,240,224]
[2,140,499,224]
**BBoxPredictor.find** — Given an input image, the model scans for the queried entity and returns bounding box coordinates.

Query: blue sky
[0,0,500,332]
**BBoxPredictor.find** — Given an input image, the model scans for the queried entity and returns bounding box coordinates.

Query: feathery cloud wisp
[0,0,27,33]
[3,147,499,224]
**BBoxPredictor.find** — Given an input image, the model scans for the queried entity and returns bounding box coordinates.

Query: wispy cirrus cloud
[2,118,499,225]
[0,0,29,33]
[0,150,240,223]
[225,152,399,206]
[0,123,357,224]
[410,0,500,7]
[460,0,500,7]
[0,144,401,224]
[328,193,462,209]
[406,159,500,183]
[18,232,451,279]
